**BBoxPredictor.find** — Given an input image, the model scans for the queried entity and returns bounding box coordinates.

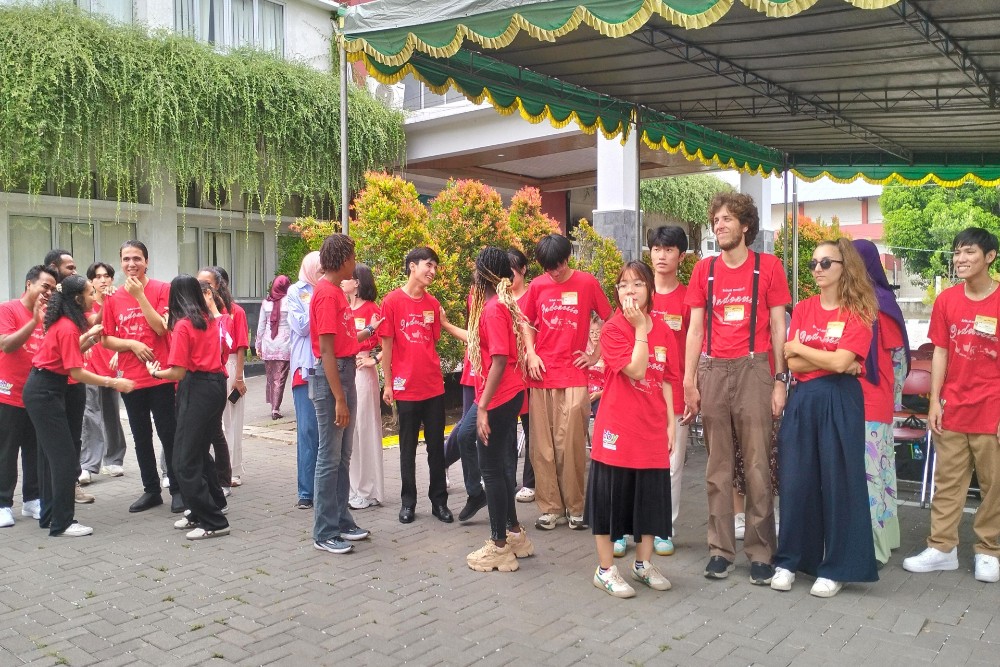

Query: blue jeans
[294,383,318,501]
[310,357,358,542]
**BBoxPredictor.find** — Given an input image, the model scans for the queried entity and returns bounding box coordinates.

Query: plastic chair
[892,368,933,505]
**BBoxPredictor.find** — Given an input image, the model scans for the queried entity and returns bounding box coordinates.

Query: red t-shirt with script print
[520,270,612,389]
[0,299,45,407]
[591,312,671,469]
[929,282,1000,434]
[379,288,444,401]
[788,296,872,384]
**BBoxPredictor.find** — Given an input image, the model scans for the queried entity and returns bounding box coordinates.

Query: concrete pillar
[593,132,640,261]
[142,173,179,283]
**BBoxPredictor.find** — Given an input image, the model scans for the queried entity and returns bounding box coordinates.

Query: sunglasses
[808,258,844,271]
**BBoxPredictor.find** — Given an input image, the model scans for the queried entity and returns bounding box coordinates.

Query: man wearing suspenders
[683,193,791,584]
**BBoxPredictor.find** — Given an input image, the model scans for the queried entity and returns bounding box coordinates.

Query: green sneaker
[613,536,627,558]
[654,536,674,556]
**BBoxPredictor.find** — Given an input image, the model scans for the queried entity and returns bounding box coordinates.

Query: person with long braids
[507,248,535,504]
[587,261,675,598]
[465,247,533,572]
[146,275,231,540]
[24,275,135,536]
[771,238,878,597]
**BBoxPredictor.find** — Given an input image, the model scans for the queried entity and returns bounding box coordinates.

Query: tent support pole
[791,174,799,304]
[340,36,350,236]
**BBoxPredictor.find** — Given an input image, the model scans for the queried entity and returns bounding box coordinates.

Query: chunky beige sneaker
[506,529,534,558]
[467,540,519,572]
[75,483,95,504]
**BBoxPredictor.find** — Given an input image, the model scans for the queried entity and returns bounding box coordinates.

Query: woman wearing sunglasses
[770,239,879,597]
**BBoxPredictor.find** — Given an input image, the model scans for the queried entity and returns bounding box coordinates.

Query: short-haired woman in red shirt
[146,275,231,540]
[23,275,135,537]
[587,261,675,598]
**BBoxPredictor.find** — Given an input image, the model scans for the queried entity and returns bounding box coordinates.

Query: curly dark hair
[44,274,90,333]
[320,234,356,272]
[708,192,760,247]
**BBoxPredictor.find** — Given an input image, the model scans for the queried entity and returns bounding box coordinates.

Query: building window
[174,0,284,56]
[8,216,53,299]
[234,231,264,299]
[77,0,133,23]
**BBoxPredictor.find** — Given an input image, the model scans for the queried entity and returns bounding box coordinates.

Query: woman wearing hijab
[256,275,292,420]
[287,253,322,509]
[853,239,910,568]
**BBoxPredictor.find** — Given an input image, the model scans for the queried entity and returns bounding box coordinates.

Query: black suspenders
[705,251,761,358]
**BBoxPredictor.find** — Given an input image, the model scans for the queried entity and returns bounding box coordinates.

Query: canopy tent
[342,0,1000,186]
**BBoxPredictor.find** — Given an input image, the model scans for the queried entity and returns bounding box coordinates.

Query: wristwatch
[774,372,790,383]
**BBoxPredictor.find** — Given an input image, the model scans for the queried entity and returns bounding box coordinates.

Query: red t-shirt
[929,283,1000,434]
[350,300,382,353]
[520,270,612,389]
[788,296,872,384]
[587,363,605,396]
[230,303,250,352]
[651,284,689,412]
[474,296,525,410]
[379,288,444,401]
[515,290,529,415]
[102,279,171,389]
[591,312,671,469]
[860,313,904,424]
[86,301,113,377]
[0,299,45,408]
[33,316,86,376]
[168,318,226,373]
[310,279,360,359]
[685,251,791,358]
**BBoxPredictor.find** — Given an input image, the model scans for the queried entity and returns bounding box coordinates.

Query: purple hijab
[267,275,291,340]
[853,239,910,385]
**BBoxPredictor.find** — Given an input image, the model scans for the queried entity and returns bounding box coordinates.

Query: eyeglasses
[615,281,646,291]
[807,258,844,271]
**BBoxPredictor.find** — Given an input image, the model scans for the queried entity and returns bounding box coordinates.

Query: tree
[882,184,1000,283]
[507,186,560,273]
[640,174,736,256]
[774,215,844,299]
[571,219,624,305]
[351,172,433,301]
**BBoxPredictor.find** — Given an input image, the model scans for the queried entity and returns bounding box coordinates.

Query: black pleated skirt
[584,460,672,540]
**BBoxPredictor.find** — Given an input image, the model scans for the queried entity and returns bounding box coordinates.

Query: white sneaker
[974,554,1000,583]
[0,507,13,528]
[810,577,843,598]
[22,499,40,519]
[515,487,535,503]
[59,523,94,537]
[78,471,92,485]
[735,512,746,540]
[222,487,232,497]
[903,547,959,573]
[101,465,124,477]
[593,565,636,598]
[161,476,170,489]
[535,513,568,530]
[770,567,795,591]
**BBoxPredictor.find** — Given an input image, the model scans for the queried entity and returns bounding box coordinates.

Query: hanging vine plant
[0,2,405,215]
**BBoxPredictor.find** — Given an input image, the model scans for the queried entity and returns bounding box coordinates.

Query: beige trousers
[529,386,590,516]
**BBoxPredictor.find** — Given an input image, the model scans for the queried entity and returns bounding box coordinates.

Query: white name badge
[825,321,845,340]
[654,346,667,363]
[723,304,744,322]
[354,317,366,331]
[975,314,997,336]
[423,310,435,324]
[561,292,578,306]
[664,313,682,331]
[392,377,406,392]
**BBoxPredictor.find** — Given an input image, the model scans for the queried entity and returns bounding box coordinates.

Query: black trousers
[173,372,228,531]
[0,403,39,507]
[397,394,447,508]
[520,412,534,489]
[121,383,177,495]
[23,369,85,535]
[478,391,524,541]
[208,418,233,487]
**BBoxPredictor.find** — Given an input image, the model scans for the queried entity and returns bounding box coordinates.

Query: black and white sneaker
[704,555,734,579]
[749,561,774,585]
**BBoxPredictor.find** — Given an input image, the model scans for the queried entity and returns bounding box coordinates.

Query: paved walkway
[1,376,998,666]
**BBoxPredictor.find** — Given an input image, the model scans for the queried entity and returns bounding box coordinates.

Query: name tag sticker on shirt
[826,321,846,339]
[422,310,435,324]
[654,346,667,363]
[393,376,406,392]
[974,315,997,336]
[300,291,310,303]
[354,317,366,331]
[723,304,745,322]
[561,292,578,306]
[664,314,682,331]
[601,430,619,450]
